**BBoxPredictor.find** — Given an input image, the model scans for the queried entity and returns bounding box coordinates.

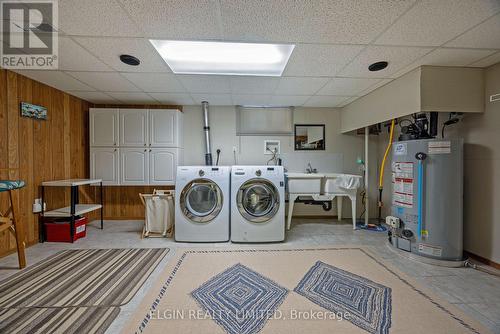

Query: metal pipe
[202,101,213,165]
[365,126,369,226]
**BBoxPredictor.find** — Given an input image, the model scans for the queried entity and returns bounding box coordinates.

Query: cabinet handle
[114,149,117,152]
[149,149,152,152]
[144,149,147,152]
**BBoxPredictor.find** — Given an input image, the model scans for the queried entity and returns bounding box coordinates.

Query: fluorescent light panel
[150,40,295,76]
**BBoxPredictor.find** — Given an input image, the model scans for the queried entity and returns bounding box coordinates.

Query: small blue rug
[191,263,289,334]
[295,261,392,334]
[356,222,388,232]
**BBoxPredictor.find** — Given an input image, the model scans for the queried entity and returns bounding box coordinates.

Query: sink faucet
[306,163,317,174]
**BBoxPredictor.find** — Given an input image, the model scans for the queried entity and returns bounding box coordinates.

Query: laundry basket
[139,190,175,238]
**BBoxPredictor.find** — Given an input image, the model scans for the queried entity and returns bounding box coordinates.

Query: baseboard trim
[464,251,500,270]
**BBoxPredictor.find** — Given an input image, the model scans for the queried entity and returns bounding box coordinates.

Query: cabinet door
[90,108,119,147]
[149,148,179,185]
[90,148,119,185]
[149,109,181,147]
[120,148,149,185]
[119,109,148,147]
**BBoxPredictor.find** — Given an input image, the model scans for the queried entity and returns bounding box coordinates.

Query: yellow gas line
[379,119,396,190]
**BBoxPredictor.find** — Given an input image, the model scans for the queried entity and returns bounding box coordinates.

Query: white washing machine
[231,166,285,243]
[175,166,230,242]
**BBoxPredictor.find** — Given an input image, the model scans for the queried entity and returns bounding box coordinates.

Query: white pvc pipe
[365,126,369,226]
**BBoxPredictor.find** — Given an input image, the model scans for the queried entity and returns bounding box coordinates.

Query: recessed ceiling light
[149,40,295,76]
[368,61,388,72]
[120,54,140,66]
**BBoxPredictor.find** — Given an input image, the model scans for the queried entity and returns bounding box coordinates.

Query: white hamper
[139,190,175,238]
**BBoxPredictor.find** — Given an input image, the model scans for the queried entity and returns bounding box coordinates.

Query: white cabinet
[149,148,181,185]
[120,148,149,185]
[90,109,119,147]
[149,109,182,147]
[90,108,182,186]
[119,109,148,147]
[90,148,119,185]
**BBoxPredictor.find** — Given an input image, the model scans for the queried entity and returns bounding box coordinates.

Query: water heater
[389,138,464,261]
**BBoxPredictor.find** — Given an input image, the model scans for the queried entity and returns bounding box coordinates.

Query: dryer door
[180,179,223,223]
[237,179,280,223]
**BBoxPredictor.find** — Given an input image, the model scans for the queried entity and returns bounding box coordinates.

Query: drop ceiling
[4,0,500,107]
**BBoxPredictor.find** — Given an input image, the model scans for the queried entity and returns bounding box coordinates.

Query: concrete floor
[1,219,500,334]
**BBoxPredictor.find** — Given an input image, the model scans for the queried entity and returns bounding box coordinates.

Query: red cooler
[44,216,87,242]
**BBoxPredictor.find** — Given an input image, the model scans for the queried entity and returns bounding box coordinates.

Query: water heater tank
[390,138,464,261]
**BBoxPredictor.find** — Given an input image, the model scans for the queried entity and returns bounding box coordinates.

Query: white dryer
[231,166,285,243]
[175,166,230,242]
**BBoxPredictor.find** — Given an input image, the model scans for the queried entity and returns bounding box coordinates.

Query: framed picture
[20,102,47,120]
[294,124,325,151]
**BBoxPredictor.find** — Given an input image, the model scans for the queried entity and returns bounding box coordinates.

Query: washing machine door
[237,179,280,223]
[180,179,223,223]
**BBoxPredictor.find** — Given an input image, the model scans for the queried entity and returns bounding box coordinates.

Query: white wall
[182,106,377,218]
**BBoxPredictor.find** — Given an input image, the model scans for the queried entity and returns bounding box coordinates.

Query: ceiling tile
[220,0,414,44]
[14,70,94,91]
[177,75,231,93]
[269,95,310,106]
[67,91,119,103]
[339,46,433,78]
[317,78,382,96]
[357,79,393,97]
[469,51,500,67]
[275,77,329,95]
[446,13,500,49]
[66,72,140,92]
[406,48,497,67]
[119,0,223,39]
[389,48,498,78]
[375,0,500,46]
[72,37,171,72]
[190,94,233,106]
[337,96,359,107]
[121,72,185,93]
[303,95,350,108]
[284,44,364,77]
[58,0,142,36]
[106,92,159,104]
[230,76,280,94]
[149,93,195,105]
[58,37,113,72]
[231,95,272,106]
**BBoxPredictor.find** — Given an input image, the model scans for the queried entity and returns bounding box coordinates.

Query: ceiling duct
[202,101,213,166]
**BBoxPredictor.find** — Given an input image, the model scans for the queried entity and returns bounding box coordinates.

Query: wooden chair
[0,180,26,269]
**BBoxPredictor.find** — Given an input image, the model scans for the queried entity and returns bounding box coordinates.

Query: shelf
[41,179,102,187]
[42,204,103,217]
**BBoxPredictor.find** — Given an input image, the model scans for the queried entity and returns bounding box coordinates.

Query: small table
[40,179,103,242]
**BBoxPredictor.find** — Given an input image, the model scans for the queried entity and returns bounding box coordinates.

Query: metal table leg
[40,186,45,243]
[100,181,103,229]
[70,185,76,242]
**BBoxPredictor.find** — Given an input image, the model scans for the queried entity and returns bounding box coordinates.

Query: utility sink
[323,173,362,193]
[285,173,323,194]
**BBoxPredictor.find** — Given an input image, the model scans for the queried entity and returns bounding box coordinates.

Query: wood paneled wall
[0,69,183,258]
[0,69,91,258]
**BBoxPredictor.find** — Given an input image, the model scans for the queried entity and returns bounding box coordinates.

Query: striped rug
[0,307,119,334]
[0,248,169,308]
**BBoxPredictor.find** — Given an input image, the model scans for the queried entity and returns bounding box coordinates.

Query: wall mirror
[294,124,325,150]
